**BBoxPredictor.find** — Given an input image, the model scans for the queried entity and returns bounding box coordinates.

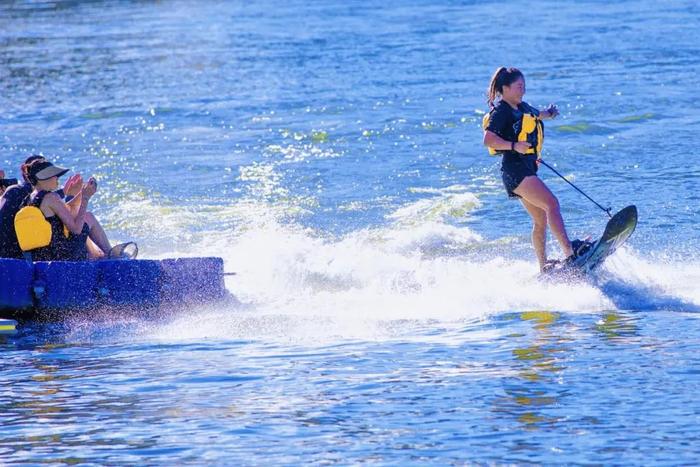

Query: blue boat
[0,257,228,321]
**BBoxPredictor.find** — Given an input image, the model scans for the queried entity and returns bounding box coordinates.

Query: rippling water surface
[2,0,700,463]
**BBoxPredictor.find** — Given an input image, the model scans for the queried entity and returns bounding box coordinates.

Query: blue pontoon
[0,257,227,321]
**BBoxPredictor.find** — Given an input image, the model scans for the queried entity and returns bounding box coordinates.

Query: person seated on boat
[0,168,23,198]
[22,159,113,261]
[1,156,44,258]
[1,155,85,258]
[0,169,5,196]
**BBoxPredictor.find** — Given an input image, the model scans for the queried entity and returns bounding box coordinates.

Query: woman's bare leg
[520,198,548,269]
[514,176,574,258]
[86,238,105,259]
[85,212,111,256]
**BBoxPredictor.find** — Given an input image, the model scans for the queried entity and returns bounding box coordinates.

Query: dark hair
[24,159,48,186]
[24,154,44,165]
[487,67,524,108]
[21,155,46,184]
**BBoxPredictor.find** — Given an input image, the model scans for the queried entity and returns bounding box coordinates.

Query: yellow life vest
[482,105,544,156]
[14,206,52,252]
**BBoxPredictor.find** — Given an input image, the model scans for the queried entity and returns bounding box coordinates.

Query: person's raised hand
[82,177,97,199]
[63,173,83,198]
[546,104,559,118]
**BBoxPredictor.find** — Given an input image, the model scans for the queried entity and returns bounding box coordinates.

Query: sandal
[108,242,139,260]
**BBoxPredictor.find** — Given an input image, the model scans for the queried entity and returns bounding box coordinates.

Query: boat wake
[72,189,700,344]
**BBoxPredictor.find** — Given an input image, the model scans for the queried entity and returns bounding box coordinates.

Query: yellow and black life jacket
[482,104,544,156]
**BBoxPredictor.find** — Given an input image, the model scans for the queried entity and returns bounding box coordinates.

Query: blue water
[2,0,700,463]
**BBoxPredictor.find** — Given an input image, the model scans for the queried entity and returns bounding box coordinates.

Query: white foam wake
[96,186,700,343]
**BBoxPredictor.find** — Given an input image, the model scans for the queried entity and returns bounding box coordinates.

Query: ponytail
[21,154,45,184]
[21,163,33,184]
[487,67,506,108]
[24,159,44,186]
[486,67,524,108]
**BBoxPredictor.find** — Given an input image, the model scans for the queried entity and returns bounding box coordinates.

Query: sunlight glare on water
[2,0,700,464]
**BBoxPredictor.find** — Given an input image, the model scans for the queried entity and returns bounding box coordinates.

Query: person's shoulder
[42,191,61,202]
[491,100,514,117]
[2,184,26,201]
[492,100,509,111]
[33,190,60,207]
[3,183,21,195]
[487,100,513,127]
[519,101,539,116]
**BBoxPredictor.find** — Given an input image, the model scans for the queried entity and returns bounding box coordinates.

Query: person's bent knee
[543,196,560,215]
[85,211,97,228]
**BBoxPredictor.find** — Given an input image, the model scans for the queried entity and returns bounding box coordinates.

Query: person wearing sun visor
[17,159,113,261]
[1,155,104,259]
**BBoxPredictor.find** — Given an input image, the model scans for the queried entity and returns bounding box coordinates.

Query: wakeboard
[541,205,638,279]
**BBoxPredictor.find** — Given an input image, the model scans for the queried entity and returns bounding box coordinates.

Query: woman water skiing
[482,67,582,272]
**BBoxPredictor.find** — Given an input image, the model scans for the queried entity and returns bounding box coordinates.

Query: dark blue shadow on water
[596,277,700,312]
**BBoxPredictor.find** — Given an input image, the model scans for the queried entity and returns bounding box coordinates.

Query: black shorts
[56,223,91,260]
[501,158,538,199]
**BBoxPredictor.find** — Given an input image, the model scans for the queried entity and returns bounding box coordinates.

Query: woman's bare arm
[43,192,89,234]
[484,130,531,153]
